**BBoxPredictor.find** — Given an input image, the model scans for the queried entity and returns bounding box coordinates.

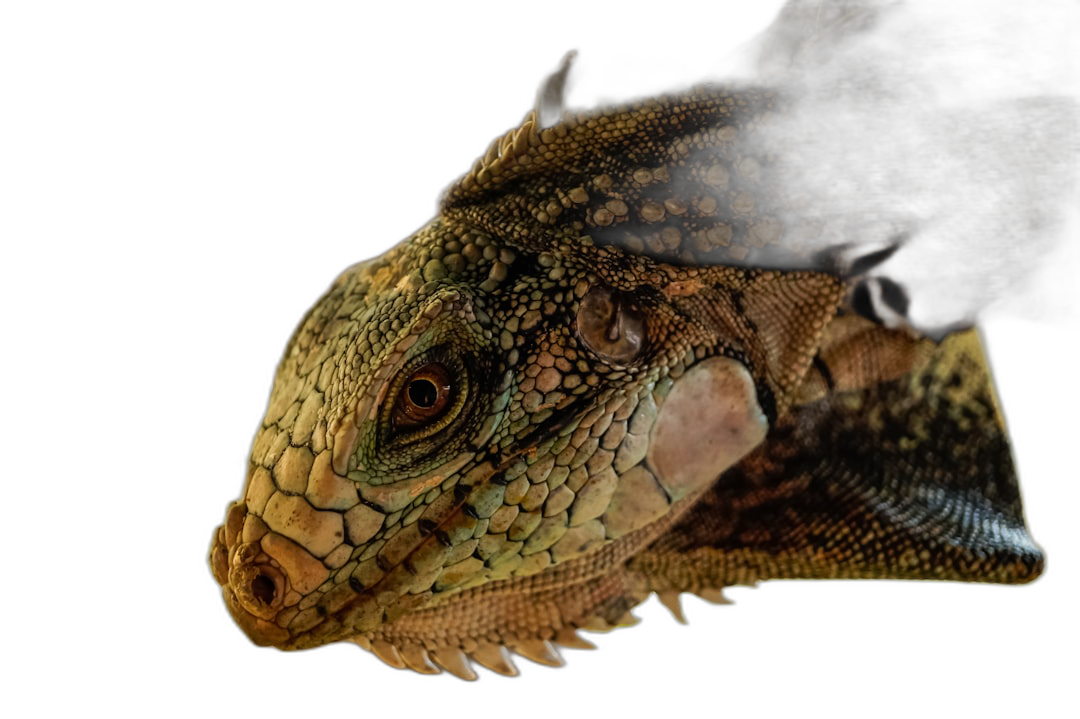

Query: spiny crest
[449,52,574,199]
[348,586,734,680]
[440,52,682,201]
[442,0,907,201]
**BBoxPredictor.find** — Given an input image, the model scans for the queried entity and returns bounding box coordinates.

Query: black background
[143,2,1071,703]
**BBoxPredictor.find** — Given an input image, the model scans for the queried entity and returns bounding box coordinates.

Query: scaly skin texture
[210,84,1042,679]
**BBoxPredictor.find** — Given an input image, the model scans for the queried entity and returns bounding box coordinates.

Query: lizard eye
[394,362,454,428]
[374,344,485,463]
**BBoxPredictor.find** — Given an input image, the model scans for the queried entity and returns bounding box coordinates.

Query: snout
[210,501,290,646]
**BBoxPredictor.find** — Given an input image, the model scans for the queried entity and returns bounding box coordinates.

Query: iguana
[209,67,1043,678]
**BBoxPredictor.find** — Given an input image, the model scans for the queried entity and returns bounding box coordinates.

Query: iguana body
[210,84,1042,679]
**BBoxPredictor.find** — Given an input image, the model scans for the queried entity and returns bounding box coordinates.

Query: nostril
[228,561,285,620]
[251,573,277,607]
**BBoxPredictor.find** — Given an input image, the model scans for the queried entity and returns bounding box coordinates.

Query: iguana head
[208,1,1062,673]
[210,86,847,657]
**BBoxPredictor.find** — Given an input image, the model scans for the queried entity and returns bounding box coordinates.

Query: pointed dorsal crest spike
[535,50,578,130]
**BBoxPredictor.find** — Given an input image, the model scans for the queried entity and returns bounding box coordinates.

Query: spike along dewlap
[209,80,1043,678]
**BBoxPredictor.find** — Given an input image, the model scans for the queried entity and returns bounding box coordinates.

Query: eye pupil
[408,379,439,408]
